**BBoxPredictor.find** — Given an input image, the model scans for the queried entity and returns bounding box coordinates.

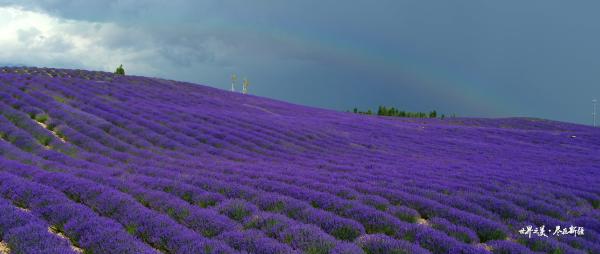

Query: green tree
[377,106,388,116]
[115,64,125,75]
[389,107,397,116]
[429,110,437,118]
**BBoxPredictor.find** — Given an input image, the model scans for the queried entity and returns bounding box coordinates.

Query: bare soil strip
[34,120,67,143]
[0,241,9,254]
[48,226,84,253]
[416,218,430,226]
[477,243,493,252]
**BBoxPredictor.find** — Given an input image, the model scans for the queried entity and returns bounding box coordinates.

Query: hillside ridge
[0,66,598,254]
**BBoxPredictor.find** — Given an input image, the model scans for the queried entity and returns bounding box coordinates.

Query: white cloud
[0,6,159,73]
[0,5,247,81]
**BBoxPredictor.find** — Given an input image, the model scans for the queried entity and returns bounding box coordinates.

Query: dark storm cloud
[0,0,150,22]
[1,0,599,125]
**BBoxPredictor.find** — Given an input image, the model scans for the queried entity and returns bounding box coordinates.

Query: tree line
[351,106,454,119]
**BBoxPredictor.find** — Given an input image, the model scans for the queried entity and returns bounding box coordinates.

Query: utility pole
[242,78,249,94]
[231,74,237,92]
[593,99,597,127]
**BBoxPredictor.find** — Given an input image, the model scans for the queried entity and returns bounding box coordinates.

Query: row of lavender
[0,67,598,254]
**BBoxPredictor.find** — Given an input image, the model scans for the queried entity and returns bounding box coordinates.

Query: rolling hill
[0,67,598,254]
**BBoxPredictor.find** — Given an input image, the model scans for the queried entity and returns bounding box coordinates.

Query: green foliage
[162,186,174,193]
[46,121,57,131]
[394,212,417,223]
[364,223,395,236]
[198,199,217,208]
[115,64,125,75]
[0,131,9,141]
[429,110,437,118]
[243,216,283,238]
[52,95,66,103]
[452,231,474,243]
[135,196,150,207]
[166,207,189,222]
[331,225,362,241]
[592,199,600,209]
[181,192,194,203]
[228,205,251,221]
[125,224,137,235]
[38,136,52,146]
[55,129,66,140]
[352,105,447,119]
[34,113,49,124]
[477,228,507,242]
[264,200,286,212]
[4,111,22,124]
[310,200,319,208]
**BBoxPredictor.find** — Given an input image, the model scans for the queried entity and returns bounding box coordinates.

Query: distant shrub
[115,64,125,75]
[429,110,437,118]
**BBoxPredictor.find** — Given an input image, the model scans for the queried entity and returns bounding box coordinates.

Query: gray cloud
[1,1,599,124]
[159,45,214,67]
[16,26,73,52]
[16,27,41,44]
[0,0,152,22]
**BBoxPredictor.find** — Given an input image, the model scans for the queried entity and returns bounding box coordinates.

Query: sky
[0,1,599,125]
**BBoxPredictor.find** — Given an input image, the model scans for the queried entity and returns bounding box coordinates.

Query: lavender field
[0,67,598,254]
